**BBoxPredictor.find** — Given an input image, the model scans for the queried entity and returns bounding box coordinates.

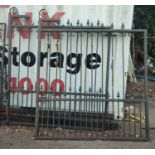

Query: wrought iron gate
[34,17,149,141]
[1,7,149,141]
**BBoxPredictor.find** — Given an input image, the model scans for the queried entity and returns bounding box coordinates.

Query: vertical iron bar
[12,89,15,109]
[7,13,13,124]
[95,31,99,136]
[132,32,135,67]
[58,31,62,129]
[30,91,33,118]
[134,102,136,137]
[85,91,88,135]
[117,93,120,136]
[133,33,136,137]
[84,31,89,135]
[52,97,55,128]
[129,102,131,137]
[74,31,79,134]
[41,100,44,135]
[90,27,94,135]
[2,24,6,122]
[105,32,111,113]
[46,31,51,134]
[96,92,99,137]
[45,21,49,105]
[89,89,91,132]
[21,89,24,123]
[0,25,2,109]
[52,92,55,129]
[94,32,99,97]
[101,32,105,137]
[17,30,21,108]
[101,31,104,94]
[45,31,49,131]
[53,31,60,129]
[111,31,115,136]
[35,18,41,136]
[26,28,31,108]
[69,29,72,136]
[122,24,125,136]
[144,30,149,139]
[47,31,52,131]
[79,31,83,134]
[64,31,69,129]
[0,24,6,116]
[140,101,142,137]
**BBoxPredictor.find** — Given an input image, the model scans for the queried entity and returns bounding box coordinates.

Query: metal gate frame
[34,17,149,141]
[1,7,149,141]
[6,7,40,126]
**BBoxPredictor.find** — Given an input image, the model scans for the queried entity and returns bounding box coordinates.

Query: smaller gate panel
[34,18,149,141]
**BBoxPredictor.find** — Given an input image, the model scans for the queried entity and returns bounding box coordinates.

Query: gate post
[105,32,111,113]
[0,23,6,123]
[35,17,42,137]
[144,30,149,140]
[7,8,14,124]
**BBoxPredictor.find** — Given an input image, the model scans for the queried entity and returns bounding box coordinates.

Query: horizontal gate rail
[40,28,147,33]
[38,98,145,103]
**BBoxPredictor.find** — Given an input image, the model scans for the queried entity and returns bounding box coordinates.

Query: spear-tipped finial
[122,23,125,29]
[101,22,104,27]
[67,19,70,25]
[111,23,114,29]
[117,92,120,98]
[87,20,90,26]
[79,86,82,92]
[99,88,102,93]
[40,84,43,91]
[69,87,72,92]
[77,19,80,26]
[89,87,92,92]
[97,20,100,26]
[57,21,60,26]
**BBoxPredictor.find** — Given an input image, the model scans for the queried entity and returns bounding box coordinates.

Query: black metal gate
[1,7,149,141]
[34,17,149,141]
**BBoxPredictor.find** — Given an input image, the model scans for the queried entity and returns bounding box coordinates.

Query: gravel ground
[0,125,155,149]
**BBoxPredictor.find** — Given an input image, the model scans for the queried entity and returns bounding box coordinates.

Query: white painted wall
[0,5,134,119]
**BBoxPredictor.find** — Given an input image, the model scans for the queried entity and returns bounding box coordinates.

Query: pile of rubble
[126,79,155,98]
